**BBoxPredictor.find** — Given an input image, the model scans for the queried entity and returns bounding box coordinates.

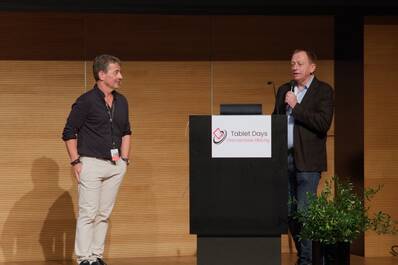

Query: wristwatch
[121,157,130,165]
[70,157,81,166]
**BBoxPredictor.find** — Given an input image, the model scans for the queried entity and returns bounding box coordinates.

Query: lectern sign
[211,115,272,158]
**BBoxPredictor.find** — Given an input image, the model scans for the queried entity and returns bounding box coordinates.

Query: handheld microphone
[285,80,296,112]
[289,80,295,92]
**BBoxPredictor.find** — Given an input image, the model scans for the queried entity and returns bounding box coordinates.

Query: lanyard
[106,102,116,148]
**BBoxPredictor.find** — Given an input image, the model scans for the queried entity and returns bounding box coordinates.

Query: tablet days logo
[212,128,227,144]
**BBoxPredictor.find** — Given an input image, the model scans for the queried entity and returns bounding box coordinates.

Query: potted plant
[295,176,397,265]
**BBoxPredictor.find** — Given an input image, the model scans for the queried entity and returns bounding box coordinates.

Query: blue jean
[287,154,320,265]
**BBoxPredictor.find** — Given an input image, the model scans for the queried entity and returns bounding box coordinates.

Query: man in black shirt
[62,54,131,265]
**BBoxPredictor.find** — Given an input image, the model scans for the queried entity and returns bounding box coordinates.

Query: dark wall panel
[334,15,364,256]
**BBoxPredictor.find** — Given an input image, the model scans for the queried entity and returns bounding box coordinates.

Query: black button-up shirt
[62,85,132,160]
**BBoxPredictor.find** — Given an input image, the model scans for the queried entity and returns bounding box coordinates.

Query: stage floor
[1,254,398,265]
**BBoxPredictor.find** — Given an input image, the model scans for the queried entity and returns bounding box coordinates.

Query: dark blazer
[273,77,334,172]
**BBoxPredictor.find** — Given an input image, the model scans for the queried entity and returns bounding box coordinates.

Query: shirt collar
[304,75,314,90]
[94,84,117,100]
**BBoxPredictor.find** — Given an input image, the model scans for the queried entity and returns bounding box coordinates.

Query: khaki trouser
[75,157,127,263]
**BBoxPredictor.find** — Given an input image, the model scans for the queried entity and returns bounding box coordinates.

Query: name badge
[111,149,120,161]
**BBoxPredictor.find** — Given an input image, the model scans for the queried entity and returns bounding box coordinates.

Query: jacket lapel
[299,76,319,106]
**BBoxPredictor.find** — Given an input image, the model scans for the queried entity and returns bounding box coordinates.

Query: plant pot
[312,241,350,265]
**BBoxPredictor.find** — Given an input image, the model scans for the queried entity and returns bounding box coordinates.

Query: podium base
[197,236,281,265]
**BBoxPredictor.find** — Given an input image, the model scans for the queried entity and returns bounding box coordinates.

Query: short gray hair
[93,54,121,81]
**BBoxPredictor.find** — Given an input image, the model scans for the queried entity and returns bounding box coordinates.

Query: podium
[189,114,288,265]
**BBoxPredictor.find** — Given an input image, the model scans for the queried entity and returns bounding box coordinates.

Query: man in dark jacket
[273,49,334,265]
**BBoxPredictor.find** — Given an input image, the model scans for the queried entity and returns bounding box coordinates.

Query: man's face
[290,51,316,84]
[100,63,123,90]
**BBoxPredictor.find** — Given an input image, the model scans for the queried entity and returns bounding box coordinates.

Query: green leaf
[295,176,398,244]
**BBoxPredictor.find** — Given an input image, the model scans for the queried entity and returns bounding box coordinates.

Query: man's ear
[310,63,316,74]
[98,70,106,81]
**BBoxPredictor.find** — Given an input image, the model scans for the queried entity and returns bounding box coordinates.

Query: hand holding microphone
[285,80,297,109]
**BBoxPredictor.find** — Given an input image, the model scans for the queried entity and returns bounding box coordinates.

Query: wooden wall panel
[0,12,334,262]
[364,22,398,257]
[0,61,84,261]
[0,13,84,60]
[85,14,211,61]
[212,16,334,60]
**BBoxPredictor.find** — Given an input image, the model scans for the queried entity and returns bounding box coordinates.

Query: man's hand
[72,163,82,183]
[285,91,298,109]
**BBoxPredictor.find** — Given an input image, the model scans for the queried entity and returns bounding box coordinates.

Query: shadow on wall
[1,157,76,262]
[104,154,158,257]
